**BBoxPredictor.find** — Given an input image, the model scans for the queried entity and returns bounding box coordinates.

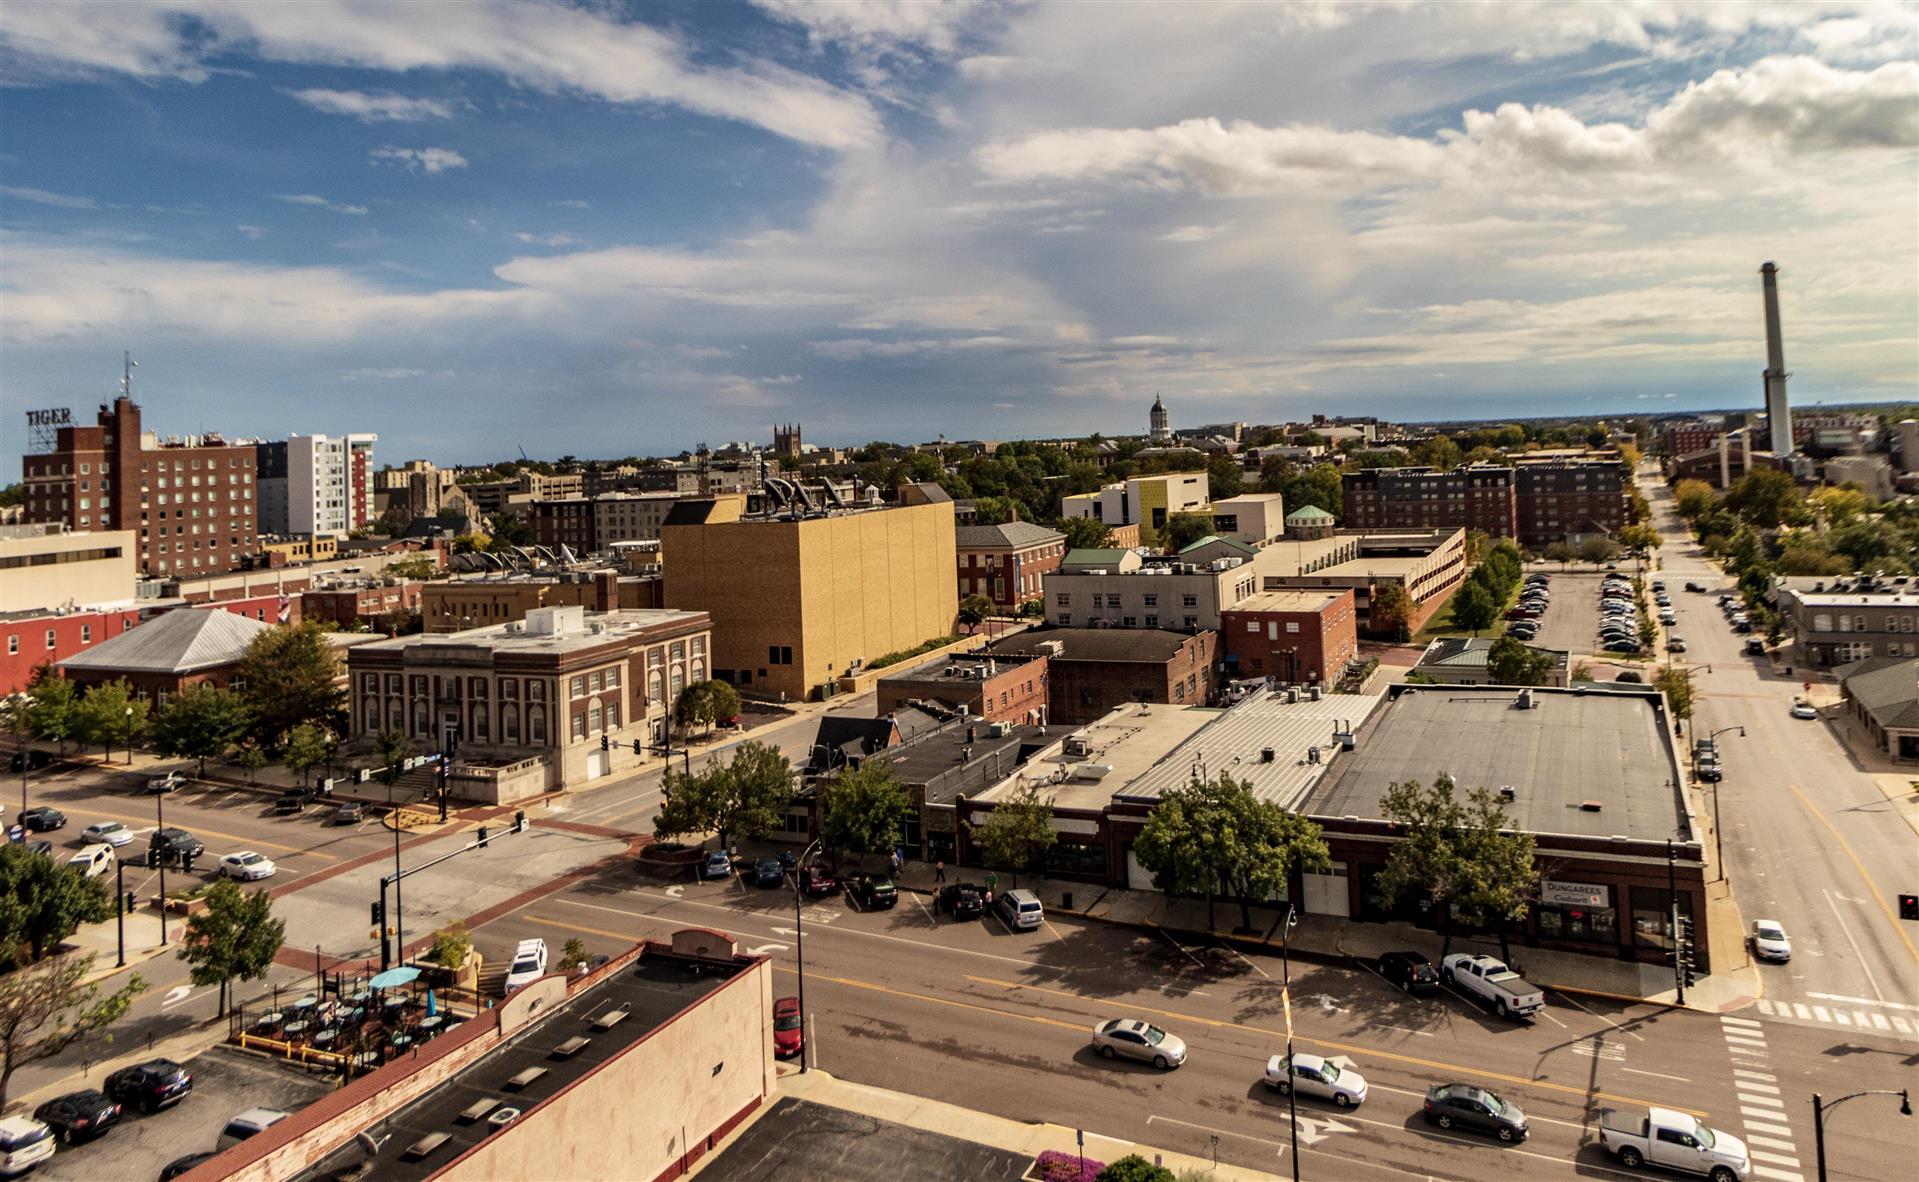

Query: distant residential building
[1343,465,1518,540]
[1060,471,1209,547]
[19,394,257,576]
[530,498,597,553]
[954,520,1066,610]
[876,649,1049,725]
[599,492,745,549]
[374,459,459,521]
[1511,458,1628,547]
[1219,589,1359,686]
[986,627,1217,723]
[1770,574,1919,666]
[1204,492,1287,546]
[1897,420,1919,474]
[461,471,585,519]
[255,534,339,565]
[1822,455,1894,501]
[1412,636,1571,688]
[1045,533,1367,634]
[1835,657,1918,763]
[255,433,377,538]
[302,577,423,629]
[1264,528,1468,636]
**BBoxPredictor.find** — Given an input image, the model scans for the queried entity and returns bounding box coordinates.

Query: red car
[801,865,840,897]
[773,996,804,1058]
[1504,607,1538,620]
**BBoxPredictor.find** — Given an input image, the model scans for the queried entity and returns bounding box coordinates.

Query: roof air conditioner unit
[1498,785,1516,801]
[1579,799,1603,812]
[1260,747,1275,763]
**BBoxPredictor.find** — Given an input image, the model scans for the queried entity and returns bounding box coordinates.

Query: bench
[457,1097,500,1124]
[551,1036,591,1058]
[504,1066,547,1090]
[400,1133,451,1162]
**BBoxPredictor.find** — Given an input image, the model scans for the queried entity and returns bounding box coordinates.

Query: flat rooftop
[299,955,738,1182]
[882,650,1043,685]
[990,704,1217,811]
[1300,684,1688,841]
[1119,688,1381,808]
[1227,590,1347,614]
[356,607,706,656]
[879,721,1044,805]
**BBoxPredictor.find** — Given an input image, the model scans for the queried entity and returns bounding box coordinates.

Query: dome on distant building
[1148,395,1171,442]
[1285,505,1335,522]
[1284,503,1336,539]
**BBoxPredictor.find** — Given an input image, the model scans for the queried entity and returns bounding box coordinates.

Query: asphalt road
[1641,465,1919,1037]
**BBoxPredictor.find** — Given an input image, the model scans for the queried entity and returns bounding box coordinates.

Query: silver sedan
[1091,1018,1187,1069]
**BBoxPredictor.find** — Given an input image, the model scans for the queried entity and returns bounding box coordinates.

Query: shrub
[1036,1149,1106,1182]
[867,635,964,672]
[1097,1155,1177,1182]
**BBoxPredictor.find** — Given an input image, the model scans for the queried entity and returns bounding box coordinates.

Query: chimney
[1760,262,1792,455]
[592,569,617,613]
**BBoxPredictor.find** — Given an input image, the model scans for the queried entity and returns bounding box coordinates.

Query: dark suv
[848,874,898,910]
[273,787,314,815]
[33,1089,122,1143]
[148,828,204,867]
[936,882,984,920]
[104,1059,192,1114]
[1378,950,1440,995]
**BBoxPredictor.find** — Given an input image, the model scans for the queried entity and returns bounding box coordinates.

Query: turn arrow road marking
[161,985,192,1008]
[1293,1116,1356,1146]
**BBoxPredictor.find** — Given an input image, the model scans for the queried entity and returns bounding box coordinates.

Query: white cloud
[1158,224,1225,243]
[0,185,98,209]
[0,0,880,151]
[341,367,427,380]
[369,146,470,175]
[550,199,591,209]
[754,0,985,55]
[273,193,368,215]
[286,88,454,122]
[235,224,266,239]
[512,231,578,246]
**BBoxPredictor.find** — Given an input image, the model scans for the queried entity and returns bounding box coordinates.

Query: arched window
[528,705,546,744]
[648,670,664,705]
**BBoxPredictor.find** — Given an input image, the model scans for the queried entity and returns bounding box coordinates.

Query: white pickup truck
[1600,1107,1749,1182]
[1439,954,1544,1019]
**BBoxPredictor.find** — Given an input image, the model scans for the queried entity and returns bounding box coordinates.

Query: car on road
[103,1059,192,1114]
[7,749,53,773]
[935,882,984,920]
[158,1153,218,1181]
[1666,638,1687,653]
[504,938,548,992]
[1423,1083,1528,1141]
[144,772,182,794]
[700,850,733,880]
[272,788,314,814]
[82,820,133,847]
[219,850,276,881]
[18,806,65,832]
[772,996,804,1059]
[994,888,1045,931]
[1685,581,1705,592]
[329,801,364,825]
[1264,1052,1367,1107]
[1091,1018,1186,1069]
[215,1108,290,1151]
[1789,702,1818,720]
[847,874,898,909]
[752,856,786,888]
[67,843,116,879]
[1659,610,1677,625]
[147,828,204,866]
[1750,920,1791,963]
[32,1089,121,1145]
[1744,638,1767,656]
[23,839,52,859]
[1695,759,1721,784]
[0,1116,54,1178]
[1651,580,1665,592]
[1440,954,1543,1019]
[800,865,840,897]
[1599,1107,1748,1182]
[1377,950,1440,994]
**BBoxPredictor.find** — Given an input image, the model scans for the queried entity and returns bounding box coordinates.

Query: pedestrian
[935,860,946,883]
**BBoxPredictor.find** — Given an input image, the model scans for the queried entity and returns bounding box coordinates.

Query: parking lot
[1509,567,1612,658]
[36,1047,331,1182]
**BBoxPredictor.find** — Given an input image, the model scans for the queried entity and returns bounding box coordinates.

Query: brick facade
[1219,590,1358,685]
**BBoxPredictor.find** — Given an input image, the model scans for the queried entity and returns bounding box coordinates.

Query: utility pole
[1282,904,1301,1182]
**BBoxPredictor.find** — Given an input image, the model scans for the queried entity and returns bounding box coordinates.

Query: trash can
[1061,892,1074,911]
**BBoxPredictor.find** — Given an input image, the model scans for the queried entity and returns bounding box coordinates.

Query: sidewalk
[692,1067,1281,1181]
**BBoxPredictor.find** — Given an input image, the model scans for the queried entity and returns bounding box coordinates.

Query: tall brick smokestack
[1760,262,1792,455]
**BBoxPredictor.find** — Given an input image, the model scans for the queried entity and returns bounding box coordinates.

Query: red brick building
[1,607,145,695]
[1342,465,1518,539]
[1220,589,1358,686]
[57,606,273,703]
[985,628,1217,724]
[302,579,423,629]
[1513,459,1628,547]
[875,650,1050,725]
[954,521,1067,611]
[20,395,257,577]
[532,498,597,554]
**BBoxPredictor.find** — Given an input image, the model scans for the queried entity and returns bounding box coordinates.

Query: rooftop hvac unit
[1498,785,1516,801]
[1307,686,1322,701]
[1514,688,1535,710]
[1260,747,1275,763]
[988,721,1012,738]
[1064,737,1091,758]
[1333,727,1355,750]
[1579,799,1603,812]
[1037,640,1065,657]
[1073,763,1113,781]
[505,622,524,634]
[1286,687,1300,704]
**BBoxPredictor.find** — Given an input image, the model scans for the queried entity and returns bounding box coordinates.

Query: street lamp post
[114,857,127,968]
[389,772,404,965]
[1281,904,1301,1182]
[155,786,168,947]
[124,706,134,765]
[792,837,822,1074]
[1812,1089,1910,1182]
[1703,726,1744,881]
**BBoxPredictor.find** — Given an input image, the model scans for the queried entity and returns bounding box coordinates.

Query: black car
[848,874,899,910]
[7,749,53,773]
[19,805,66,832]
[1378,950,1440,995]
[159,1152,219,1181]
[1423,1083,1528,1141]
[104,1059,192,1114]
[34,1089,122,1144]
[26,838,54,858]
[936,882,984,920]
[147,828,204,867]
[272,787,314,815]
[752,857,786,888]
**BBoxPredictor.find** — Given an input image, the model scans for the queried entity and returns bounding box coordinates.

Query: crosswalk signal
[1901,893,1918,921]
[601,735,610,752]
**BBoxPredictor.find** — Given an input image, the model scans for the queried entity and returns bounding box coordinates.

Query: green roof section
[1177,535,1256,556]
[1286,505,1336,522]
[1061,548,1130,565]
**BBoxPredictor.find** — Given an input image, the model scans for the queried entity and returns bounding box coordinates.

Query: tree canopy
[72,678,148,760]
[0,954,145,1108]
[653,740,795,851]
[0,843,115,969]
[969,781,1057,885]
[957,594,995,633]
[178,879,286,1017]
[1450,580,1497,635]
[1160,511,1215,553]
[1057,516,1115,551]
[236,621,345,749]
[674,679,743,733]
[1485,636,1555,687]
[1132,772,1329,931]
[1375,774,1536,959]
[151,684,252,777]
[1369,581,1414,642]
[819,761,913,859]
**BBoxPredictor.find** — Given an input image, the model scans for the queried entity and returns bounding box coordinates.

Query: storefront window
[1044,842,1108,878]
[1535,879,1618,945]
[1630,886,1694,952]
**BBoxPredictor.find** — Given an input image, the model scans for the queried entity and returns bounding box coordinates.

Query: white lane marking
[1747,1135,1798,1153]
[1812,1005,1832,1022]
[1870,1011,1892,1031]
[1808,991,1919,1012]
[1822,888,1886,1002]
[1792,1003,1812,1020]
[161,985,193,1007]
[1738,1080,1782,1095]
[1622,1067,1691,1082]
[1750,1150,1803,1168]
[1720,1014,1764,1028]
[1832,1010,1852,1026]
[1756,1000,1779,1017]
[1734,1069,1777,1082]
[1154,926,1207,968]
[1535,1006,1568,1029]
[1743,1120,1794,1138]
[1739,1093,1785,1109]
[1743,1106,1789,1122]
[1558,990,1646,1042]
[1724,1034,1768,1047]
[1893,1016,1913,1034]
[1751,1168,1804,1182]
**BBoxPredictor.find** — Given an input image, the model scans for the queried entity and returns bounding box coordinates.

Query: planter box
[156,895,208,917]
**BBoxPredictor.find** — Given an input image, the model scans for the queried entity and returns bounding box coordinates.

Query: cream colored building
[0,524,137,613]
[596,490,743,546]
[1060,471,1210,547]
[662,497,958,701]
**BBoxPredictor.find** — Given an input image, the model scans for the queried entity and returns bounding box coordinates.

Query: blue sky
[3,1,1914,478]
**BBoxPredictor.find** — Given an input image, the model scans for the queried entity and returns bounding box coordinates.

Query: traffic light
[1901,893,1918,921]
[514,809,527,834]
[371,900,384,927]
[601,735,610,752]
[146,848,159,868]
[632,740,643,755]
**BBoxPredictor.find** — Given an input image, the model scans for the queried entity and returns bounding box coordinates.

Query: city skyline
[3,2,1915,474]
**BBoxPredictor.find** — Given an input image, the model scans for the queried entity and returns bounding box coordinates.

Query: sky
[2,1,1915,477]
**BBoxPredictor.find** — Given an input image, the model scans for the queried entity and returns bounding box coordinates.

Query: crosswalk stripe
[1735,1069,1778,1082]
[1812,1005,1832,1022]
[1756,999,1779,1016]
[1834,1010,1852,1025]
[1870,1012,1892,1031]
[1744,1106,1788,1122]
[1747,1134,1798,1153]
[1721,1014,1764,1028]
[1894,1016,1913,1034]
[1744,1119,1795,1137]
[1739,1080,1782,1095]
[1751,1150,1802,1168]
[1725,1034,1768,1047]
[1752,1167,1804,1182]
[1793,1003,1813,1020]
[1740,1093,1786,1109]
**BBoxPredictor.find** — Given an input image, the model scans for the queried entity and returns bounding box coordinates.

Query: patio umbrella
[367,966,421,990]
[425,989,437,1017]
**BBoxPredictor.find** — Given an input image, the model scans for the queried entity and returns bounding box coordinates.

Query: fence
[227,966,477,1082]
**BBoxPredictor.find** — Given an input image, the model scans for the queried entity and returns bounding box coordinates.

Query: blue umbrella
[367,967,421,990]
[425,989,437,1017]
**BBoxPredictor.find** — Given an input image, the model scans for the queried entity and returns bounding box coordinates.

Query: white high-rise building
[260,433,377,537]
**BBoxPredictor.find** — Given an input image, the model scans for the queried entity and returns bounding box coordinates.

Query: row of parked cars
[1597,574,1645,654]
[1502,572,1551,642]
[0,1059,212,1180]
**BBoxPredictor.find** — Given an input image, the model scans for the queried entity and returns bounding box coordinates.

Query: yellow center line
[964,974,1707,1118]
[75,804,339,860]
[1786,783,1919,967]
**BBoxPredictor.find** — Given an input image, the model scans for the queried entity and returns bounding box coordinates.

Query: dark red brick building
[876,650,1050,725]
[302,580,422,628]
[1,607,145,695]
[1513,459,1628,547]
[1219,589,1358,686]
[532,498,597,554]
[1342,465,1518,539]
[985,628,1217,724]
[954,521,1066,611]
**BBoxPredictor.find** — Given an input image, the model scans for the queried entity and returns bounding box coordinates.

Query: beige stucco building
[0,524,137,613]
[662,497,958,701]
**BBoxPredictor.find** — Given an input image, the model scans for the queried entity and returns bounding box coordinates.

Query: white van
[67,843,115,879]
[504,938,549,992]
[0,1117,54,1178]
[994,889,1045,931]
[216,1108,289,1150]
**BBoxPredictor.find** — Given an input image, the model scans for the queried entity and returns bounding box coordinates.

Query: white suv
[505,938,549,991]
[0,1116,54,1178]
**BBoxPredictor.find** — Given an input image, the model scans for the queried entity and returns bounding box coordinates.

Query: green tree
[1672,479,1719,521]
[177,879,285,1017]
[1057,516,1115,551]
[150,684,252,778]
[818,761,913,859]
[1160,512,1215,553]
[1205,454,1245,498]
[653,740,795,852]
[22,667,79,756]
[231,742,268,784]
[1808,485,1870,527]
[1374,775,1477,958]
[1097,1156,1177,1182]
[1637,615,1659,651]
[957,593,995,634]
[1369,581,1414,642]
[1618,523,1662,559]
[1577,535,1620,565]
[558,937,590,972]
[1724,468,1805,529]
[969,782,1057,886]
[1485,636,1553,686]
[428,922,472,968]
[370,729,414,793]
[73,679,148,761]
[385,554,440,580]
[1542,541,1577,570]
[283,723,334,788]
[673,679,742,734]
[235,621,345,749]
[0,954,146,1109]
[1570,661,1595,683]
[1133,773,1329,932]
[1653,664,1695,727]
[1410,435,1463,471]
[1451,787,1538,965]
[1450,580,1497,635]
[0,843,115,968]
[1132,778,1222,928]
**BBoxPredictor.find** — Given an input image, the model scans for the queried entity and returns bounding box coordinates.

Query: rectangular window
[1143,594,1157,607]
[572,712,588,741]
[1285,622,1300,634]
[1056,594,1071,606]
[45,629,57,650]
[529,681,546,702]
[569,675,586,698]
[588,670,602,692]
[605,666,619,688]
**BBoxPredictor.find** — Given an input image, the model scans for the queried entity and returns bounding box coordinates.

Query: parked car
[772,996,804,1059]
[33,1090,121,1145]
[147,828,203,866]
[1695,760,1722,784]
[1602,640,1642,654]
[215,1108,289,1151]
[1744,638,1767,656]
[272,788,313,815]
[158,1153,219,1181]
[329,801,364,825]
[19,806,65,832]
[23,839,52,859]
[1599,1107,1748,1182]
[994,888,1044,931]
[219,851,276,881]
[1264,1052,1367,1107]
[847,874,898,909]
[504,938,548,991]
[1090,1018,1186,1069]
[935,882,984,920]
[1377,950,1440,994]
[1659,611,1677,626]
[1424,1083,1529,1141]
[752,857,786,888]
[800,865,840,897]
[103,1059,192,1114]
[700,850,734,880]
[0,1116,54,1178]
[1651,580,1665,592]
[1506,625,1538,641]
[1751,920,1791,963]
[1504,607,1538,620]
[1440,954,1544,1019]
[7,749,53,773]
[144,772,182,794]
[67,843,116,880]
[82,820,133,847]
[1666,638,1687,653]
[1790,702,1818,720]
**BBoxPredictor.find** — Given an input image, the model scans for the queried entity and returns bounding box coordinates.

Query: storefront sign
[1541,878,1609,907]
[25,408,72,428]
